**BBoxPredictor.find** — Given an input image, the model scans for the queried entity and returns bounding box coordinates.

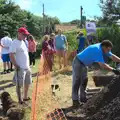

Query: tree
[100,0,120,25]
[0,0,60,38]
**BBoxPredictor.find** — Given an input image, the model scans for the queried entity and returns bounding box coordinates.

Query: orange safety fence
[31,50,77,120]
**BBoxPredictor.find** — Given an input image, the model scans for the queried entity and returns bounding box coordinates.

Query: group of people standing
[42,29,68,73]
[3,26,119,109]
[0,29,37,74]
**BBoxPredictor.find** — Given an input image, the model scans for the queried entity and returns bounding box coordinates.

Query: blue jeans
[72,57,88,101]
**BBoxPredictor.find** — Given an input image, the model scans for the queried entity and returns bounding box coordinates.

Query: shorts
[1,54,10,62]
[13,68,32,87]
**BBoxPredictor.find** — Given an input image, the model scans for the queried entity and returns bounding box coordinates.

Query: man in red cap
[10,27,32,103]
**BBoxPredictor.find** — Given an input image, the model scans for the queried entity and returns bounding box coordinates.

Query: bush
[97,24,120,56]
[64,30,78,51]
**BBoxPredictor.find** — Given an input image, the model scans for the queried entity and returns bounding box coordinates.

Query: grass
[0,58,40,120]
[0,57,102,120]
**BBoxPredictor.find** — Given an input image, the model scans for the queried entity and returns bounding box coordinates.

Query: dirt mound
[66,76,120,120]
[86,94,120,120]
[83,76,120,115]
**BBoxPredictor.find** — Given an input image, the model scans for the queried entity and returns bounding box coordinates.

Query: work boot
[7,69,11,73]
[80,98,87,103]
[72,100,80,107]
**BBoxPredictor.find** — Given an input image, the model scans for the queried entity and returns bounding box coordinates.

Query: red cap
[18,27,30,35]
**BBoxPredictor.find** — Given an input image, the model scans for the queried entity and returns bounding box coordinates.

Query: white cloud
[17,0,33,10]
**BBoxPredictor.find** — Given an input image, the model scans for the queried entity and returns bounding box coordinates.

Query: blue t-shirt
[77,43,112,66]
[55,34,67,50]
[77,36,86,52]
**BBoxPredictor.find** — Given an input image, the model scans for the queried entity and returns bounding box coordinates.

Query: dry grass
[31,56,98,120]
[0,59,40,120]
[0,56,100,120]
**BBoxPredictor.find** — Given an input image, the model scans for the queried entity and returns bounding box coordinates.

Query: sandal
[23,97,31,101]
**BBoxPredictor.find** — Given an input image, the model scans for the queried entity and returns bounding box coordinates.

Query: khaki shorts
[13,68,32,87]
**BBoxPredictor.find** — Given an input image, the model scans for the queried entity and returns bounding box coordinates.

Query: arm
[110,54,120,62]
[65,40,68,50]
[9,53,19,69]
[76,36,79,44]
[0,43,9,49]
[98,62,113,71]
[33,40,37,45]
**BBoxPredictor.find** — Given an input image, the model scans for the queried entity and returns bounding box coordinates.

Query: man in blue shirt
[72,40,120,107]
[55,29,68,68]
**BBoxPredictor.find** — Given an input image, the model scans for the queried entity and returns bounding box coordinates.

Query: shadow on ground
[0,80,12,85]
[0,83,15,91]
[32,72,38,77]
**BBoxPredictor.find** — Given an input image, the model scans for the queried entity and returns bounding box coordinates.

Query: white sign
[86,22,96,35]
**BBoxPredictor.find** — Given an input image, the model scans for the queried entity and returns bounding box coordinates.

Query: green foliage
[0,0,61,57]
[63,25,120,58]
[97,24,120,56]
[70,19,80,25]
[0,0,60,39]
[63,29,88,51]
[100,0,120,25]
[64,30,78,51]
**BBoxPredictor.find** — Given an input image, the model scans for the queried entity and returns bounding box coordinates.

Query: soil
[65,75,120,120]
[33,66,103,120]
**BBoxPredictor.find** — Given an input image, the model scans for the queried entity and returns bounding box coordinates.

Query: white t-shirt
[10,39,30,69]
[1,36,12,54]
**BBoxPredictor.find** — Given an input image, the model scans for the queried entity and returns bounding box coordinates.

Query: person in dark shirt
[76,31,88,53]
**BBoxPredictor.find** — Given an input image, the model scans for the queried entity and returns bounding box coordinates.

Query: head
[79,31,84,36]
[57,29,62,35]
[50,33,55,40]
[101,40,113,53]
[18,27,30,41]
[43,35,49,41]
[28,35,34,41]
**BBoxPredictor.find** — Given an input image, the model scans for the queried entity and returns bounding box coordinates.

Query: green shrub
[97,24,120,56]
[64,30,78,51]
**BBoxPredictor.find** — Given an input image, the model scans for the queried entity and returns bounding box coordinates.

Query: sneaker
[10,69,14,72]
[7,69,11,73]
[1,70,7,74]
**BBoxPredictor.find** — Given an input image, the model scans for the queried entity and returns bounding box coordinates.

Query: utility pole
[80,6,83,28]
[42,3,45,35]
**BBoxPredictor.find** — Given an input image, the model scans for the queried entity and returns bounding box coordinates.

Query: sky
[13,0,102,22]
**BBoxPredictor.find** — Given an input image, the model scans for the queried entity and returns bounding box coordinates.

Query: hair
[79,31,84,36]
[101,40,113,48]
[28,35,34,41]
[43,35,49,41]
[50,33,55,37]
[57,29,62,33]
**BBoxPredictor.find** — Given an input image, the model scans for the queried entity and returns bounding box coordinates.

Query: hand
[112,69,120,75]
[15,65,20,71]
